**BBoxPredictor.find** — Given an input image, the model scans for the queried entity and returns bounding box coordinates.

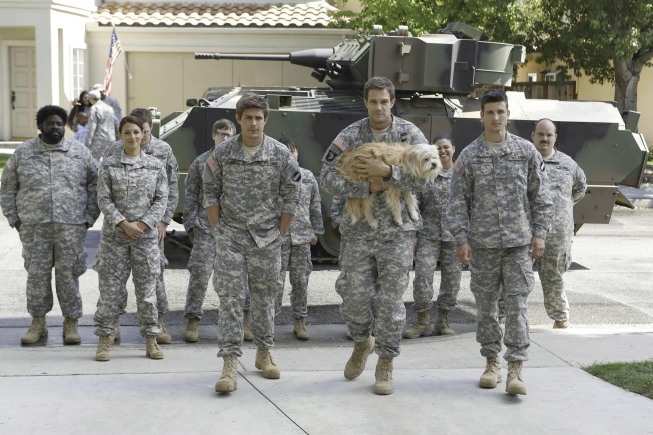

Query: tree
[521,0,653,114]
[330,0,522,43]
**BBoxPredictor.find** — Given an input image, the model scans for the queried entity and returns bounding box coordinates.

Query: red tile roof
[94,1,339,28]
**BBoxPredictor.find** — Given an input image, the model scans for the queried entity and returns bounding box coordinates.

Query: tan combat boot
[185,318,199,343]
[156,315,172,344]
[553,320,569,329]
[146,335,164,359]
[21,315,47,344]
[434,308,455,336]
[215,354,238,393]
[63,317,81,344]
[255,349,281,379]
[243,313,254,341]
[403,311,433,339]
[344,336,375,380]
[506,361,527,395]
[293,318,309,340]
[374,357,394,395]
[95,335,111,361]
[109,318,120,345]
[479,357,502,388]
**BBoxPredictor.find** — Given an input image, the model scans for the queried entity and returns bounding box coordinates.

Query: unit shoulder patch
[207,155,220,174]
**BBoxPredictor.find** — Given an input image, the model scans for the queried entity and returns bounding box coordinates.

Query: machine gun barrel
[195,48,334,69]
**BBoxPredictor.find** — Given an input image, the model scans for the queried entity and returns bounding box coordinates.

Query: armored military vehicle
[159,23,649,258]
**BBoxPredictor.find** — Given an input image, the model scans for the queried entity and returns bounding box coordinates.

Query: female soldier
[404,133,462,338]
[93,115,169,361]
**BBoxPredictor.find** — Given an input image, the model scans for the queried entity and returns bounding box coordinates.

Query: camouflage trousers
[214,227,281,357]
[184,228,216,320]
[412,238,462,312]
[116,241,168,316]
[470,245,533,361]
[274,239,312,319]
[93,235,161,337]
[337,231,415,358]
[19,223,88,319]
[536,232,572,321]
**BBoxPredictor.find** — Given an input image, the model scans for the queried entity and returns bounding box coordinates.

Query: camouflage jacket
[97,151,168,239]
[105,137,179,224]
[85,100,116,148]
[329,195,346,229]
[183,148,212,232]
[416,169,454,241]
[202,134,301,248]
[104,96,122,128]
[286,167,324,245]
[543,150,586,235]
[320,116,430,241]
[0,136,100,227]
[447,132,553,249]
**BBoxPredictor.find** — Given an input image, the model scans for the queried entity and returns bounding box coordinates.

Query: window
[72,48,85,97]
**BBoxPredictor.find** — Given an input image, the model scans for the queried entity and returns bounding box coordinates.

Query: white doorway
[10,46,37,139]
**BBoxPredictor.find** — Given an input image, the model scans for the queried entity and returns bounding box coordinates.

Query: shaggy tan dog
[336,142,442,229]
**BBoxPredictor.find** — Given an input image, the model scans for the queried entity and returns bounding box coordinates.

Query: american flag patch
[332,137,349,152]
[5,157,14,171]
[207,155,220,174]
[187,165,194,178]
[453,160,464,174]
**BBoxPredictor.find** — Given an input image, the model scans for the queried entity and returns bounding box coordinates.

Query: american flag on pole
[102,27,123,96]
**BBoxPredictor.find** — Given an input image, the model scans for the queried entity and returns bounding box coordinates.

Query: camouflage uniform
[320,116,429,358]
[0,137,99,319]
[274,168,324,319]
[537,150,586,321]
[93,151,168,337]
[105,138,179,316]
[202,135,300,357]
[413,169,462,312]
[85,100,116,161]
[330,195,346,231]
[183,149,215,321]
[103,96,122,132]
[448,132,552,361]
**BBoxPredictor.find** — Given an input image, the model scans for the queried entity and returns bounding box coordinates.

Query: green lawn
[0,153,10,178]
[584,360,653,400]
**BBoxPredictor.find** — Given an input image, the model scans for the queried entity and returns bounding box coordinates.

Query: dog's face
[402,144,442,182]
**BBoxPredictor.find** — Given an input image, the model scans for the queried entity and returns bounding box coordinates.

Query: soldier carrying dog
[320,76,431,395]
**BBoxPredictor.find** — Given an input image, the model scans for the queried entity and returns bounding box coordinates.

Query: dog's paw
[368,219,379,230]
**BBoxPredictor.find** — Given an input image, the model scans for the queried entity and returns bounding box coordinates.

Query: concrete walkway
[0,324,652,434]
